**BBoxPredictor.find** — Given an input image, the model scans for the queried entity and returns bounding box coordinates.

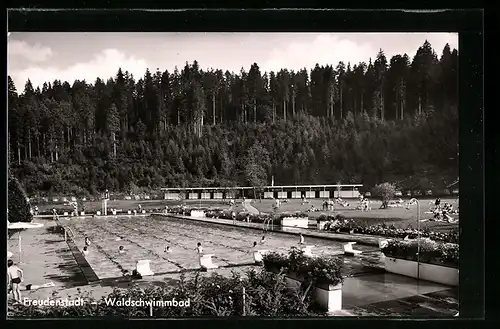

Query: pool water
[62,215,384,280]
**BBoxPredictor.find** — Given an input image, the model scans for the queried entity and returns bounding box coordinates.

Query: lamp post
[415,198,421,282]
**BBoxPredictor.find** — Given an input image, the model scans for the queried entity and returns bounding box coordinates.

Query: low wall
[281,271,342,312]
[281,217,309,229]
[190,210,206,218]
[384,257,458,286]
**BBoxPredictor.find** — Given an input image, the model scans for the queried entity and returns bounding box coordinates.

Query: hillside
[8,41,458,196]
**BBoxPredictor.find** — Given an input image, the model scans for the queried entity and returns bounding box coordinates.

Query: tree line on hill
[8,41,458,196]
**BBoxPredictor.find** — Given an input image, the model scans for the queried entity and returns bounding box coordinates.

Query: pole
[150,303,153,317]
[242,286,246,316]
[18,233,22,263]
[416,199,421,282]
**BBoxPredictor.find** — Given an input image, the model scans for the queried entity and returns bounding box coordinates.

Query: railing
[63,226,76,242]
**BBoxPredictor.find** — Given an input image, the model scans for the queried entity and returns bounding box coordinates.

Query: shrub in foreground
[8,270,324,317]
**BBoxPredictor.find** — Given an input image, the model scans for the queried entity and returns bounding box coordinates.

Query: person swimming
[260,235,266,244]
[299,233,305,245]
[253,241,257,248]
[82,246,89,256]
[164,246,171,253]
[118,246,125,254]
[85,237,91,247]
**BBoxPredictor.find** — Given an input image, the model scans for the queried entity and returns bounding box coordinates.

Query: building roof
[161,184,363,191]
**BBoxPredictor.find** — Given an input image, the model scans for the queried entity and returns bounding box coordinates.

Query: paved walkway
[154,212,381,246]
[244,199,261,215]
[7,219,88,300]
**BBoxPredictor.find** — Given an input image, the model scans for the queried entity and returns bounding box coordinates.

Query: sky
[7,32,458,90]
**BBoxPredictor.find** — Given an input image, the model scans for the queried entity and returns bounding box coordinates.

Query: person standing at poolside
[196,242,203,255]
[7,259,24,303]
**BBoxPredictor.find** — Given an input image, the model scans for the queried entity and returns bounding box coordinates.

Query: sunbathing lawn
[36,196,458,233]
[60,215,383,280]
[250,198,459,232]
[36,199,232,214]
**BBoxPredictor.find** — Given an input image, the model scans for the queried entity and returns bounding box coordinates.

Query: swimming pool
[61,215,384,280]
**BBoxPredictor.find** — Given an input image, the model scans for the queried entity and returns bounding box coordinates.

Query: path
[244,199,260,215]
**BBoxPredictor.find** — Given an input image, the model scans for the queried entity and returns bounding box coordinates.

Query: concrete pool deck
[7,216,458,317]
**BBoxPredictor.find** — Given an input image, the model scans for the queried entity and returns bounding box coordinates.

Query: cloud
[9,49,149,90]
[261,34,376,72]
[8,40,54,63]
[260,33,458,73]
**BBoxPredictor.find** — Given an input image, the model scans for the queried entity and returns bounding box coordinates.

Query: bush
[263,249,344,286]
[8,175,33,223]
[8,270,324,317]
[372,182,396,209]
[381,239,459,268]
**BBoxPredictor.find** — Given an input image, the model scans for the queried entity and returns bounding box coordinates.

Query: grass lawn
[36,199,232,213]
[251,198,459,232]
[35,197,458,233]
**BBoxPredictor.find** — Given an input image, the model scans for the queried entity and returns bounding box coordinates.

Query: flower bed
[381,239,459,286]
[205,210,282,225]
[262,249,344,312]
[381,238,459,268]
[263,249,343,286]
[278,212,308,220]
[321,215,459,243]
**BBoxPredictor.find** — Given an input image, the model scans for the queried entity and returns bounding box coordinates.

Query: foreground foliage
[8,270,325,317]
